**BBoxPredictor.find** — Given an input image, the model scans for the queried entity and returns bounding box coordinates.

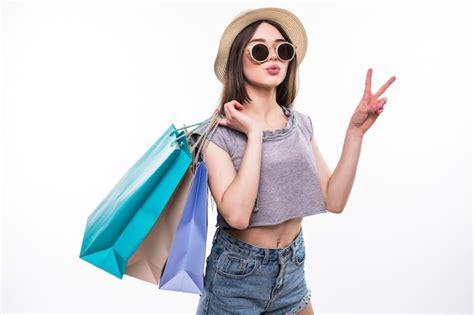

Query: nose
[268,46,278,61]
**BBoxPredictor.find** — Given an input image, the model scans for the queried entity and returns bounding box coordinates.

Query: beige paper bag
[124,167,193,284]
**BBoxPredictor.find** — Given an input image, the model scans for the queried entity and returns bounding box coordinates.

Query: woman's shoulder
[289,107,309,120]
[188,120,237,155]
[288,107,314,139]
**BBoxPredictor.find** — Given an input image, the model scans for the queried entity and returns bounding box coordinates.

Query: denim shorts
[196,226,312,314]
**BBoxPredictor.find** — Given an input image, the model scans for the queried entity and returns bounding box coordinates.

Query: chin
[250,76,284,88]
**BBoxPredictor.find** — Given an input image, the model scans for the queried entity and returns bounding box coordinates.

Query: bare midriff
[222,217,302,249]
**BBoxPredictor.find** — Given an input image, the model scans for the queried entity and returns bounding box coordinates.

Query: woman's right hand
[215,100,261,136]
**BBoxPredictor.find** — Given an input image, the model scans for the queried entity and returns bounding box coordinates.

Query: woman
[193,7,396,314]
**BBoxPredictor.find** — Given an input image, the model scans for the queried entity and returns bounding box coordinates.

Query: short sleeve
[189,123,233,159]
[205,125,232,154]
[306,115,314,141]
[298,113,314,141]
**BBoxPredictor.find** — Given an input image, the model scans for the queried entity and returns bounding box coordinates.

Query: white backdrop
[1,0,472,314]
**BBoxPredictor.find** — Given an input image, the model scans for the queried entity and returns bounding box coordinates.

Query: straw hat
[214,7,308,84]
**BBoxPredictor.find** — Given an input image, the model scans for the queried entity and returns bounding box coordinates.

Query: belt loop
[263,248,269,265]
[212,227,220,244]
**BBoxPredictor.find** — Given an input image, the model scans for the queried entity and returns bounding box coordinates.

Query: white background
[1,0,472,314]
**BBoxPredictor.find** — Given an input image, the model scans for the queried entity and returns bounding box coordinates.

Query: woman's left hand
[349,68,396,136]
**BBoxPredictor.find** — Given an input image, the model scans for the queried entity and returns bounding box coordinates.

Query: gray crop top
[190,104,328,228]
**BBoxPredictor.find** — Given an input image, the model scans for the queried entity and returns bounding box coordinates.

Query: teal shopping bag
[79,118,212,279]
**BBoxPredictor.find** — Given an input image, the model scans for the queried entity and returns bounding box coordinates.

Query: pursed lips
[265,64,280,70]
[266,65,280,70]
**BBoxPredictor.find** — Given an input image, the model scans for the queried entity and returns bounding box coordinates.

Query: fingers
[363,68,372,101]
[224,100,244,117]
[222,100,236,124]
[375,97,387,114]
[374,76,397,98]
[216,100,247,127]
[224,104,230,121]
[229,100,244,111]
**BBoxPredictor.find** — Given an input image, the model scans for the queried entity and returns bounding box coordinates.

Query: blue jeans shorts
[196,226,312,314]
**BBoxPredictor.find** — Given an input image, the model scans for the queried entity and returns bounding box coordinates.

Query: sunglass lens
[277,43,295,61]
[251,44,269,62]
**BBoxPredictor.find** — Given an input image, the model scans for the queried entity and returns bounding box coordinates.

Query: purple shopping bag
[158,159,209,295]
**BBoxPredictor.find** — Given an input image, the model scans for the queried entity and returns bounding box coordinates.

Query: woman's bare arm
[203,129,263,230]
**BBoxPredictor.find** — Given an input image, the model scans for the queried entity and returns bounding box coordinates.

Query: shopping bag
[157,115,222,294]
[79,123,194,279]
[124,167,193,283]
[158,159,209,295]
[123,113,221,285]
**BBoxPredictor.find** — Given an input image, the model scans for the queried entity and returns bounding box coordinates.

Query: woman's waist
[221,217,303,249]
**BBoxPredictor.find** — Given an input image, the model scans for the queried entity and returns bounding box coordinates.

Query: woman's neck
[242,84,280,119]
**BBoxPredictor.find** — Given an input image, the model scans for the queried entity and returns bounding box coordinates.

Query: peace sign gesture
[349,68,396,136]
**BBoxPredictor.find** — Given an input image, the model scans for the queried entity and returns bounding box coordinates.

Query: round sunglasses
[246,41,297,64]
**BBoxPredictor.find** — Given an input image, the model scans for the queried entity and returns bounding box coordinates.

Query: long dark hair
[217,19,300,114]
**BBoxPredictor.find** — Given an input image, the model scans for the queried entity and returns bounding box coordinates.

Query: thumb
[218,117,227,126]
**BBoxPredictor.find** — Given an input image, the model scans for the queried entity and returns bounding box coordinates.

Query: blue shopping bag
[79,123,198,279]
[158,160,209,295]
[158,116,222,295]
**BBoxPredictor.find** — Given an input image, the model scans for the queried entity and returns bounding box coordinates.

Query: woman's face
[242,22,290,89]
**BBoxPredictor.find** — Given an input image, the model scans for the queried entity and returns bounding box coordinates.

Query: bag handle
[172,111,224,172]
[193,113,222,164]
